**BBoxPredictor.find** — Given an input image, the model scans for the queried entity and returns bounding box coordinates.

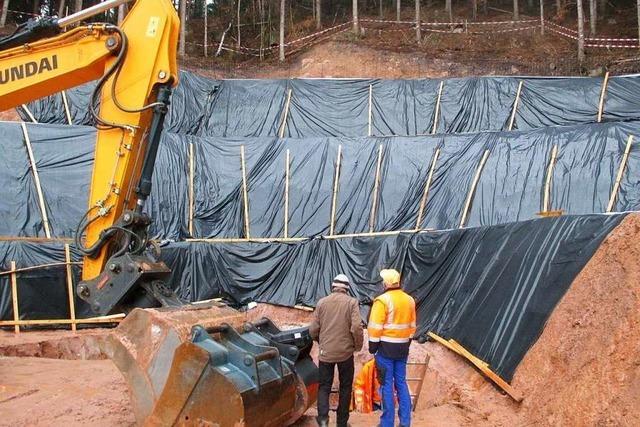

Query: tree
[237,0,241,48]
[513,0,519,20]
[0,0,9,28]
[396,0,401,22]
[279,0,285,61]
[380,0,383,17]
[58,0,65,17]
[203,0,208,57]
[179,0,186,56]
[589,0,596,35]
[577,0,585,63]
[316,0,321,29]
[415,0,421,44]
[445,0,452,22]
[353,0,359,34]
[74,0,81,12]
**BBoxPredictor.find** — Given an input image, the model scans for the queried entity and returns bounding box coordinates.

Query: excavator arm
[0,0,181,314]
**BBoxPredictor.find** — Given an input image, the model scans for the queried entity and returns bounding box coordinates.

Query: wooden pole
[189,142,195,236]
[279,88,292,138]
[597,71,610,123]
[284,149,290,238]
[607,135,634,213]
[415,148,440,230]
[543,144,559,213]
[432,81,444,134]
[368,84,373,136]
[329,145,342,236]
[508,81,524,131]
[64,244,77,332]
[0,313,125,327]
[279,0,285,61]
[369,144,384,233]
[10,261,19,334]
[61,90,72,125]
[241,145,250,239]
[21,122,51,239]
[21,104,38,123]
[459,150,490,228]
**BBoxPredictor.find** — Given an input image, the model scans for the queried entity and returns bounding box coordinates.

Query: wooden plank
[240,145,250,239]
[508,81,524,131]
[369,144,384,233]
[186,237,306,243]
[0,313,125,327]
[293,305,314,312]
[10,261,19,334]
[188,142,195,236]
[21,122,51,238]
[431,81,444,134]
[427,332,523,402]
[368,84,373,136]
[61,90,73,125]
[329,145,342,236]
[542,144,558,213]
[282,147,292,238]
[607,135,633,213]
[459,149,490,228]
[278,88,293,138]
[415,148,440,230]
[0,261,82,276]
[597,71,610,123]
[409,354,430,411]
[64,244,77,332]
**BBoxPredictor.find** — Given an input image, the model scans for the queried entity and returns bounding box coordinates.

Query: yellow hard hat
[380,269,401,288]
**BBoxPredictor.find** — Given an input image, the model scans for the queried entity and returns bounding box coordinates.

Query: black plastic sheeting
[1,120,639,240]
[0,213,625,380]
[18,72,640,137]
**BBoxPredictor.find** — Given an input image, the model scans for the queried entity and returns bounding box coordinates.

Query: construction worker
[309,274,364,427]
[367,268,416,427]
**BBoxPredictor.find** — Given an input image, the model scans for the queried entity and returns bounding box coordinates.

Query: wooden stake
[369,144,384,233]
[508,81,523,131]
[432,81,444,134]
[415,148,441,230]
[597,71,610,123]
[368,84,373,137]
[61,90,73,125]
[460,150,490,228]
[64,244,77,332]
[329,145,342,236]
[21,122,51,238]
[10,261,19,334]
[284,149,290,238]
[428,332,523,402]
[240,145,250,239]
[279,88,292,138]
[607,135,633,213]
[20,104,38,123]
[543,144,559,213]
[189,142,195,236]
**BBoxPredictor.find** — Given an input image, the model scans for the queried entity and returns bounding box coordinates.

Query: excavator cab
[0,1,319,425]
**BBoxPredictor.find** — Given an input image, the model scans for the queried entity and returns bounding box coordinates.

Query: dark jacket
[309,290,364,363]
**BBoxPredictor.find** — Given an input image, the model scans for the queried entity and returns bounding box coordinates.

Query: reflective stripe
[380,336,410,343]
[369,337,381,342]
[382,322,414,330]
[368,322,384,329]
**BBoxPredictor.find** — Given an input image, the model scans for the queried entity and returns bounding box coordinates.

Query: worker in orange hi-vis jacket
[367,269,416,427]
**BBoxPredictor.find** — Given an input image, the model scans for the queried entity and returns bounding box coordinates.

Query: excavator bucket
[101,302,318,426]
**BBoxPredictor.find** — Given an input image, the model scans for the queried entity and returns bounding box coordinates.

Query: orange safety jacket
[367,288,416,359]
[352,359,381,413]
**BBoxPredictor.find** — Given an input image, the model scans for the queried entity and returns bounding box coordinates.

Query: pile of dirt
[0,329,108,360]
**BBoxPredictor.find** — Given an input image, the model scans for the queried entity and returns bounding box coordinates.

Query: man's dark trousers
[316,355,354,426]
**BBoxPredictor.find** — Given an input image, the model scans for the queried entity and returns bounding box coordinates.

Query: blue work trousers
[375,353,411,427]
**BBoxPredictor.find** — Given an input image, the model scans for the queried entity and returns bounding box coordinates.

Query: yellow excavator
[0,0,318,425]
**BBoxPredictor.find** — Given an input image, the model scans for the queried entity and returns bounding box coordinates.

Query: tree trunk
[415,0,421,43]
[74,0,81,12]
[0,0,9,27]
[179,0,186,56]
[203,1,208,57]
[577,0,585,63]
[589,0,596,35]
[316,0,321,29]
[445,0,452,21]
[540,0,544,34]
[237,0,241,48]
[353,0,359,34]
[556,0,562,16]
[600,0,606,18]
[380,0,383,17]
[472,0,477,20]
[396,0,400,22]
[279,0,285,61]
[58,0,65,17]
[528,0,533,10]
[513,0,519,20]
